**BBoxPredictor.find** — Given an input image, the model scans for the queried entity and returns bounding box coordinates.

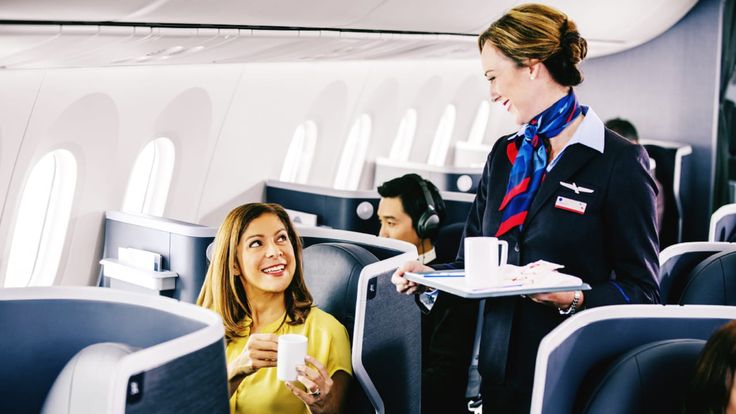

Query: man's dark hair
[377,173,446,238]
[605,118,639,143]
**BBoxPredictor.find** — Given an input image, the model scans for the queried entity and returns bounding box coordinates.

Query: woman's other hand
[286,355,350,414]
[227,333,278,395]
[390,260,434,294]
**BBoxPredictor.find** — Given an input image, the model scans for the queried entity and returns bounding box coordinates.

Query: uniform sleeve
[584,144,661,307]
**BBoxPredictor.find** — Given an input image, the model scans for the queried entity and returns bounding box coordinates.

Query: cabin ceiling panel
[0,0,154,22]
[0,0,698,66]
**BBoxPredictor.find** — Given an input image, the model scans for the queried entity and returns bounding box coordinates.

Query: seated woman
[197,202,352,414]
[684,320,736,414]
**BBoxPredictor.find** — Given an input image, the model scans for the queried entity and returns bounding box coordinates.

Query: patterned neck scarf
[495,89,583,237]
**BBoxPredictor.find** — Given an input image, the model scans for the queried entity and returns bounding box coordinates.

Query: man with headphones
[377,173,477,414]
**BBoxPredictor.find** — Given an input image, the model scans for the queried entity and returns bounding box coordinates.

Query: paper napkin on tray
[468,260,583,291]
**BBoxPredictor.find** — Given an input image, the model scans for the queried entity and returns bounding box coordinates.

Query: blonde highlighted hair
[197,203,313,339]
[478,3,588,86]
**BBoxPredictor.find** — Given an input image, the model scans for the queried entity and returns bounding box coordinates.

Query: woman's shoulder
[306,307,344,329]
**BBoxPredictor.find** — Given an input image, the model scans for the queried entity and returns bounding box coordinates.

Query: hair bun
[559,20,587,64]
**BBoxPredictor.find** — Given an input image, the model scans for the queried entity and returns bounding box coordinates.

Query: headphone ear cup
[417,210,440,239]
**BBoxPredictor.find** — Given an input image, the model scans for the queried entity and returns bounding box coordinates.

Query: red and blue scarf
[496,90,583,237]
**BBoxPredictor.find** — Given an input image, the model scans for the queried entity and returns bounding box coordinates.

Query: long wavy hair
[197,203,313,339]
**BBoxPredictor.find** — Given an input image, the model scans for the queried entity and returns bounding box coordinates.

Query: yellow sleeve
[308,309,353,378]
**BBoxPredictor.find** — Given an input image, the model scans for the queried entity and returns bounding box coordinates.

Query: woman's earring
[530,74,536,80]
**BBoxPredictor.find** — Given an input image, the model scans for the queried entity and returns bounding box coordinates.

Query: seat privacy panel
[360,269,422,414]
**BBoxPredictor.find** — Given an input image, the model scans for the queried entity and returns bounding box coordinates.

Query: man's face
[377,196,422,249]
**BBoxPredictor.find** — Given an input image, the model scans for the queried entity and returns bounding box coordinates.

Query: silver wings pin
[559,181,594,195]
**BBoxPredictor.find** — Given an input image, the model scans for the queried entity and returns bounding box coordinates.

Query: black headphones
[410,175,441,239]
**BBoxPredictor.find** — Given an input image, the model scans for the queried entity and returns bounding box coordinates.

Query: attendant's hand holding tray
[404,260,591,299]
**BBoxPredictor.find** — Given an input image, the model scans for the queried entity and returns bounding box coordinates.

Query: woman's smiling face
[481,42,537,125]
[235,212,296,296]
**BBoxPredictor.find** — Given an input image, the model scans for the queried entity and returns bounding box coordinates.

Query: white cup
[464,237,509,287]
[277,334,308,381]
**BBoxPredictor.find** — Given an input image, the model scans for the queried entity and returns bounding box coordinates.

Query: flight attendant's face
[235,213,296,296]
[480,42,537,125]
[377,196,422,249]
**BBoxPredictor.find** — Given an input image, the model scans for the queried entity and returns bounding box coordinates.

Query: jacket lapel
[526,143,599,225]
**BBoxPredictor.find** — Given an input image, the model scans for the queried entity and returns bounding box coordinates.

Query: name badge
[555,196,587,214]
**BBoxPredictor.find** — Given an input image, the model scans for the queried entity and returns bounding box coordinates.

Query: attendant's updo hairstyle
[478,3,588,87]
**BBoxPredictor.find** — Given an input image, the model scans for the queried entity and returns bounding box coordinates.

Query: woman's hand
[227,333,278,395]
[390,260,434,295]
[286,355,349,414]
[530,290,585,311]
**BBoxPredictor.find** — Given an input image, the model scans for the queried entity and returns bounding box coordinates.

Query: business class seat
[708,203,736,242]
[640,140,693,249]
[531,305,736,414]
[680,250,736,305]
[579,339,705,414]
[658,242,736,303]
[0,287,228,414]
[302,242,379,338]
[303,241,421,414]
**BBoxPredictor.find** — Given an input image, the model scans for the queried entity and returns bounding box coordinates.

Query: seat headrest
[434,222,465,263]
[42,342,138,414]
[680,250,736,305]
[581,338,705,414]
[302,243,378,338]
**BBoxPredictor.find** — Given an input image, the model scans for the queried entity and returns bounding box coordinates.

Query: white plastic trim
[267,179,379,199]
[530,304,736,414]
[0,286,224,414]
[375,156,483,175]
[99,259,178,290]
[659,241,736,267]
[351,250,418,414]
[296,225,416,253]
[708,204,736,241]
[105,211,216,238]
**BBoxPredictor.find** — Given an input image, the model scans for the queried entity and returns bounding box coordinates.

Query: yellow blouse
[226,307,352,414]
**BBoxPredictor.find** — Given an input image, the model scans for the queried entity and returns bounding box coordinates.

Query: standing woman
[391,4,660,412]
[198,203,352,414]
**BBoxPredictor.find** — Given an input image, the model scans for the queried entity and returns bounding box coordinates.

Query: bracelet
[558,290,581,315]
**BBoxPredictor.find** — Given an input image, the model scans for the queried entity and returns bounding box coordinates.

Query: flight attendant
[198,203,352,414]
[391,4,660,412]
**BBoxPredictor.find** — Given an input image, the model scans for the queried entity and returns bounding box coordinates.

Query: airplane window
[388,108,417,161]
[4,150,77,287]
[122,137,175,217]
[427,104,457,166]
[334,114,372,190]
[280,121,317,184]
[467,100,490,145]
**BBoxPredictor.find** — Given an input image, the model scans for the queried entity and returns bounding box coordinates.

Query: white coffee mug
[464,237,509,287]
[277,334,308,381]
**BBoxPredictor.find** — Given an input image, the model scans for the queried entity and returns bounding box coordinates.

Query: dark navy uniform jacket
[434,111,660,411]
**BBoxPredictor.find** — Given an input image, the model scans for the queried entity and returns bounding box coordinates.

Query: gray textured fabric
[582,339,705,414]
[659,250,720,303]
[681,251,736,304]
[538,316,730,414]
[302,242,379,338]
[358,269,422,414]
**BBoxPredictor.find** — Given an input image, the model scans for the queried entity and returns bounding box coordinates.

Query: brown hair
[684,320,736,413]
[478,3,588,87]
[196,203,313,339]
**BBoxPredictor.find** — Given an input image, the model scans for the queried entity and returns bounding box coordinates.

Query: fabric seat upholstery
[580,339,705,414]
[302,242,379,339]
